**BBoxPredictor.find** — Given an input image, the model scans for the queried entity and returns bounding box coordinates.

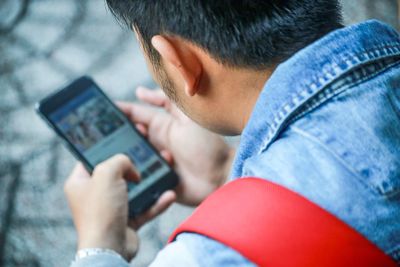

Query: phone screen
[48,85,171,196]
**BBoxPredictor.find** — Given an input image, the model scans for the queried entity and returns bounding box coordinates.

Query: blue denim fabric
[230,19,400,263]
[71,20,400,267]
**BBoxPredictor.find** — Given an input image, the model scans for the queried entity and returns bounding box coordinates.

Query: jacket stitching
[282,61,400,197]
[288,60,400,126]
[288,126,374,193]
[259,45,400,154]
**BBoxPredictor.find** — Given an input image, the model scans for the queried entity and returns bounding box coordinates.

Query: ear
[151,35,202,97]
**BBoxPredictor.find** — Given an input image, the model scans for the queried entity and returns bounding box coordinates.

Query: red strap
[169,177,396,267]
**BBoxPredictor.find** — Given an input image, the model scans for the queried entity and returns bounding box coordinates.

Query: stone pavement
[0,1,193,266]
[0,0,398,266]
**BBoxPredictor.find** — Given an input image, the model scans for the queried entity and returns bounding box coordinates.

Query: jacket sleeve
[70,233,252,267]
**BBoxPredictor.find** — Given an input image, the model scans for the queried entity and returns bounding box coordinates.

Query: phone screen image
[48,85,171,197]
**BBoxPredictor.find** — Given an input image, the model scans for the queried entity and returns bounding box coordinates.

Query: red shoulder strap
[169,178,396,267]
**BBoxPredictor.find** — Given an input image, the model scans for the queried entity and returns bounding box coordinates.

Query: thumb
[64,163,90,196]
[93,154,140,183]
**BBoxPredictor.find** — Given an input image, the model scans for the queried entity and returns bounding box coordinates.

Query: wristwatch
[73,248,124,262]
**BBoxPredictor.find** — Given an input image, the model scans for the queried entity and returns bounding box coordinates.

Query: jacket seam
[288,126,379,195]
[387,89,400,122]
[288,60,400,126]
[259,44,400,154]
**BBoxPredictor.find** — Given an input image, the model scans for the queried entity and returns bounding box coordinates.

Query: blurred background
[0,0,398,266]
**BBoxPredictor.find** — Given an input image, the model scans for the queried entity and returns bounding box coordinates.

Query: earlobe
[185,83,195,97]
[151,35,202,97]
[183,67,201,97]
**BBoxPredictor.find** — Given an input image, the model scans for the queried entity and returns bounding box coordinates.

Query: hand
[118,87,235,206]
[64,155,176,260]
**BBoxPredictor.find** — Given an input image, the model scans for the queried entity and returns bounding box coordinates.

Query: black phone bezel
[35,76,179,217]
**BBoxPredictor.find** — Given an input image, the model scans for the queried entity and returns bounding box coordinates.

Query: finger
[160,150,174,166]
[116,101,136,121]
[136,87,170,108]
[135,123,148,136]
[93,154,140,183]
[125,228,139,260]
[129,190,176,230]
[117,101,160,126]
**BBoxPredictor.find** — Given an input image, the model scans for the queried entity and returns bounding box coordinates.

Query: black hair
[105,0,342,69]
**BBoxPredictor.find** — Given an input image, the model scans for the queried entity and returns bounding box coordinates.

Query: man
[66,0,400,266]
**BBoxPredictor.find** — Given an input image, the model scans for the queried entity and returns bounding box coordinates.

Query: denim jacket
[71,20,400,267]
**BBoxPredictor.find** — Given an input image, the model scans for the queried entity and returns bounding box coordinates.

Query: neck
[224,67,273,135]
[191,61,275,136]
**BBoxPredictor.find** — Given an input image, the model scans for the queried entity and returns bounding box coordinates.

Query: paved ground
[0,1,194,266]
[0,0,398,266]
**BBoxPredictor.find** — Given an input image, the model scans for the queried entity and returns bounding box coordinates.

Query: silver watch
[74,248,124,262]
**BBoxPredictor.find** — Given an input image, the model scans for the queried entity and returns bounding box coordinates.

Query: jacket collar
[231,20,400,178]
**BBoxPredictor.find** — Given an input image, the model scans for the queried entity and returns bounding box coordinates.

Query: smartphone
[36,76,179,217]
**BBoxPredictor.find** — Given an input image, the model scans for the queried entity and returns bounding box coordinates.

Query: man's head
[106,0,342,135]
